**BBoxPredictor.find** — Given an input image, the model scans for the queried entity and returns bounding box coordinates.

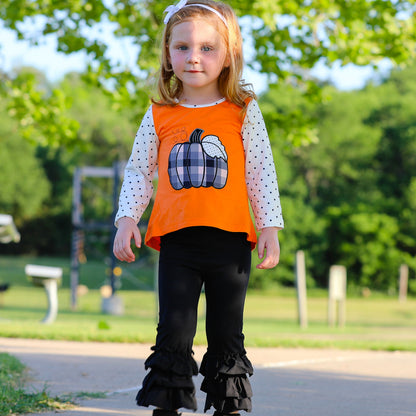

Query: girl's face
[168,18,230,103]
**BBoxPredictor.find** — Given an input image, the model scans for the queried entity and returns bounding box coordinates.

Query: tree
[0,69,142,256]
[259,63,416,291]
[1,67,80,148]
[1,0,416,147]
[0,98,50,220]
[60,72,138,163]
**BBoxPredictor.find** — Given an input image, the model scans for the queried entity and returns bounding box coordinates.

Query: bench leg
[42,279,58,324]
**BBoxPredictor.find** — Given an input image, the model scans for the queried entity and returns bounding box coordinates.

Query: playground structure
[70,162,126,311]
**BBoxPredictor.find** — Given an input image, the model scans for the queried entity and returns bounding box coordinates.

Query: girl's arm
[113,106,159,262]
[242,99,284,269]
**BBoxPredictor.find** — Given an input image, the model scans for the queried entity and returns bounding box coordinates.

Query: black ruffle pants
[136,227,253,413]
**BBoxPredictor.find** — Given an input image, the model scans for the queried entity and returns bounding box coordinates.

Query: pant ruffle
[136,346,198,411]
[200,351,254,413]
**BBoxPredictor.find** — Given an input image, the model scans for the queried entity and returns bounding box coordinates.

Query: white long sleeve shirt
[116,98,284,232]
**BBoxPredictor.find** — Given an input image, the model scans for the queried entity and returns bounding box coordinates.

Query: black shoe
[153,410,181,416]
[213,412,241,416]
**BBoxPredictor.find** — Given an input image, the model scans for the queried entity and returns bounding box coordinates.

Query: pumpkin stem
[190,128,204,143]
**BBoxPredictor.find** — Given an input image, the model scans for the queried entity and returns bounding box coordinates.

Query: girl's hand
[113,217,142,263]
[256,227,280,269]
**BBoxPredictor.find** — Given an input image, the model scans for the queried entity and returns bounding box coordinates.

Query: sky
[0,20,390,93]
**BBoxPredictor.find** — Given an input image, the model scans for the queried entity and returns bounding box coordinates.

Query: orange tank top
[145,100,257,251]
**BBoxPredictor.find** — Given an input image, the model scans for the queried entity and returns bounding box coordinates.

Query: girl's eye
[202,46,212,52]
[178,46,188,51]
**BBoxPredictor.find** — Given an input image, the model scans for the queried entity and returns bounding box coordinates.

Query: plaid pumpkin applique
[168,128,228,190]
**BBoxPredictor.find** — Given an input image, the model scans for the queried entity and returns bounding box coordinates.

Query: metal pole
[399,264,409,303]
[328,265,347,327]
[109,162,121,295]
[295,250,308,328]
[70,168,82,310]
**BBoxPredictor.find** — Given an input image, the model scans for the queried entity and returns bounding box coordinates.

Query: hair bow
[163,0,188,24]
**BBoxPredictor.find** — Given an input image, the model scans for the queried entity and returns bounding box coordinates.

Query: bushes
[259,65,416,292]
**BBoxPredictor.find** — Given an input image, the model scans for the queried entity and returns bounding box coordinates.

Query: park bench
[25,264,62,324]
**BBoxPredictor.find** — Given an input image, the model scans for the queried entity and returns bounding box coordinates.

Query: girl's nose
[186,51,200,64]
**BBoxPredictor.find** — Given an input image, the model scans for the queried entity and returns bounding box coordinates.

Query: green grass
[1,286,415,351]
[0,353,72,416]
[0,255,416,351]
[0,254,155,291]
[243,292,416,351]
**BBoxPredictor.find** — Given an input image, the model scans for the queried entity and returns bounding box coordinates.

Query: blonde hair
[152,0,256,110]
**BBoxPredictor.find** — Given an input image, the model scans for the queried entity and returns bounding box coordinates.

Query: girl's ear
[224,53,231,68]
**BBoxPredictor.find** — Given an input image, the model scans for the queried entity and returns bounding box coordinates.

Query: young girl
[113,1,284,415]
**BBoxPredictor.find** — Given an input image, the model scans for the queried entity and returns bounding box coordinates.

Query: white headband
[163,0,228,27]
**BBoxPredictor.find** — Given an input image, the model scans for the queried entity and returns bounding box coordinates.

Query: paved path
[1,337,416,416]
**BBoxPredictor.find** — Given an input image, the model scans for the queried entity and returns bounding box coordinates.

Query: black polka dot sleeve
[242,99,284,230]
[114,106,159,227]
